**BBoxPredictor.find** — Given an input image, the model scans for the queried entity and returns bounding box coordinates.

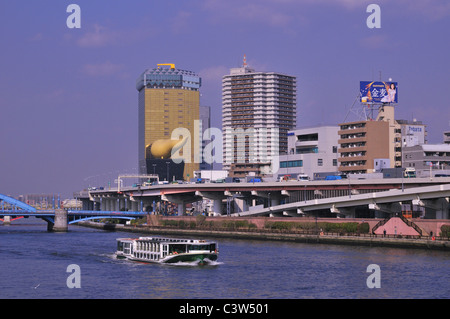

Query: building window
[333,159,338,166]
[280,160,303,168]
[297,133,318,142]
[318,159,323,166]
[332,146,338,153]
[296,147,318,154]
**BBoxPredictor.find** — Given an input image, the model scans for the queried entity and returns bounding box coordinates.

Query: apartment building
[403,144,450,177]
[222,56,297,177]
[444,131,450,144]
[338,120,390,174]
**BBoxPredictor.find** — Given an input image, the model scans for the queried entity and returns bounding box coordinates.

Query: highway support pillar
[212,199,222,216]
[178,202,186,216]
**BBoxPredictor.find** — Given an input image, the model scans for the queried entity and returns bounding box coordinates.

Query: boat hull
[116,252,218,265]
[162,253,218,264]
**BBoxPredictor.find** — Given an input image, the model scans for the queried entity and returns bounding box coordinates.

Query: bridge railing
[68,210,146,216]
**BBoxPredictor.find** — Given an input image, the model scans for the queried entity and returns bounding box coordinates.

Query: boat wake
[171,258,223,267]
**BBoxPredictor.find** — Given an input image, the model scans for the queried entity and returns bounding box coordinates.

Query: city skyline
[1,0,449,197]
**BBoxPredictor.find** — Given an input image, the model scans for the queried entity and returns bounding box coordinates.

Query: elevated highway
[80,177,450,218]
[231,184,450,218]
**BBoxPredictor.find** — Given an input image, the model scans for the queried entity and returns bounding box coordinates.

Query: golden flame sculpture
[149,137,188,159]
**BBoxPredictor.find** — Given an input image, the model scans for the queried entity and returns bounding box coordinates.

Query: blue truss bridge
[0,193,146,231]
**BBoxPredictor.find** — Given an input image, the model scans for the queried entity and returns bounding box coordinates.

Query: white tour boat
[115,236,219,265]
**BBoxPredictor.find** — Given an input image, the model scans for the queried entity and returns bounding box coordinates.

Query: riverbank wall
[79,218,450,251]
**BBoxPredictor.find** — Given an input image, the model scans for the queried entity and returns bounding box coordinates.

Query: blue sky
[0,0,449,198]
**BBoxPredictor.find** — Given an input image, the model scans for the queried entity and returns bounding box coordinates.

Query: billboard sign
[360,81,398,104]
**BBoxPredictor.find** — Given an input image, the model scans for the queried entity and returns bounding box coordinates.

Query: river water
[0,219,449,299]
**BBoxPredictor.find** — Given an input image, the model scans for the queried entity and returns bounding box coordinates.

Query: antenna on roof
[243,54,248,68]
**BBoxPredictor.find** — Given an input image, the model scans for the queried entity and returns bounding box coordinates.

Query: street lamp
[401,167,404,192]
[166,161,170,181]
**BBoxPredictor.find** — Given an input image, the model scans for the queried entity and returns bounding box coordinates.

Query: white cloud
[402,0,450,20]
[236,3,292,27]
[202,0,450,27]
[199,65,229,82]
[75,23,158,48]
[170,11,193,34]
[30,33,44,42]
[77,24,119,48]
[81,61,125,77]
[359,35,389,50]
[202,0,296,28]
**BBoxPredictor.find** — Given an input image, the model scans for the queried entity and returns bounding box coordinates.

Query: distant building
[397,119,427,147]
[338,104,430,173]
[374,105,402,168]
[222,55,297,177]
[19,193,60,208]
[276,126,339,179]
[338,120,390,174]
[396,119,428,168]
[403,144,450,177]
[137,64,201,181]
[444,131,450,144]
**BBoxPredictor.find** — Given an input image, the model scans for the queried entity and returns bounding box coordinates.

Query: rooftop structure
[136,64,201,91]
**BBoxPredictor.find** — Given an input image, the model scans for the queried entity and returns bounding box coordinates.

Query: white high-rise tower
[222,56,297,177]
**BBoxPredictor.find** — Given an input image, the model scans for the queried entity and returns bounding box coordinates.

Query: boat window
[169,244,187,254]
[189,244,209,251]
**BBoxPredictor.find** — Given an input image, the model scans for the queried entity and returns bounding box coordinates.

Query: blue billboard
[360,81,398,104]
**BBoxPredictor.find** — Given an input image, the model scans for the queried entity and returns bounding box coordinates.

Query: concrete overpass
[230,183,450,219]
[78,177,450,218]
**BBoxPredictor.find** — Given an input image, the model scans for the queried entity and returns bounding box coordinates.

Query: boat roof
[116,236,216,244]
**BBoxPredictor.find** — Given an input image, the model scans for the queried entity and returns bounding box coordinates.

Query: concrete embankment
[79,221,450,251]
